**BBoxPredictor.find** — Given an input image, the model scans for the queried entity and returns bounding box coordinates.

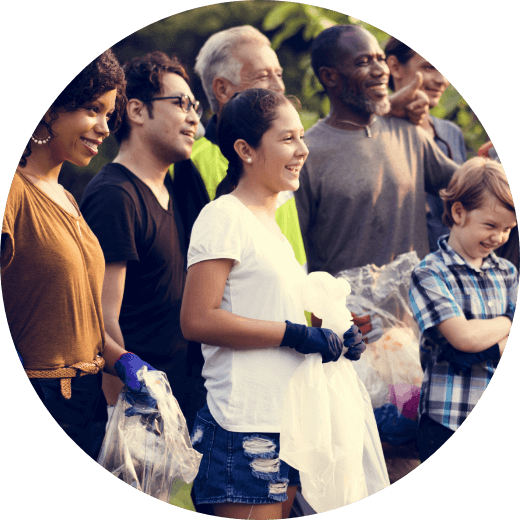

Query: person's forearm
[102,331,127,375]
[181,308,287,349]
[103,316,125,351]
[499,335,508,357]
[449,316,511,353]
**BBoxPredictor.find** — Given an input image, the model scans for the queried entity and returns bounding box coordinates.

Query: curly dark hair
[114,51,190,144]
[20,49,127,167]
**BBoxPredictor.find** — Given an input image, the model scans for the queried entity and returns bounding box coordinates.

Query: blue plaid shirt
[409,236,518,430]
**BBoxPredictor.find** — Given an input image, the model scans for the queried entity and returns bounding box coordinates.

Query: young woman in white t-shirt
[180,89,365,520]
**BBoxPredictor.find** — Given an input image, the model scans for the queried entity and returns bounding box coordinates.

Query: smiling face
[143,72,199,164]
[46,89,116,167]
[393,52,449,108]
[230,42,285,96]
[448,191,517,268]
[250,102,308,194]
[335,29,391,117]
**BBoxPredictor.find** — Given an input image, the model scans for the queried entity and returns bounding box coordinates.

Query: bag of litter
[336,252,423,419]
[279,272,389,513]
[97,367,202,502]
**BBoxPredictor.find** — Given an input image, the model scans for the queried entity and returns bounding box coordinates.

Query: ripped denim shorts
[190,402,300,505]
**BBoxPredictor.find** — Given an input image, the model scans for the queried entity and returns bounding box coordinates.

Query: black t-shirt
[80,163,187,372]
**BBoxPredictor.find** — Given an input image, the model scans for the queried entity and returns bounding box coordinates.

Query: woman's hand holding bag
[281,321,343,363]
[343,325,366,361]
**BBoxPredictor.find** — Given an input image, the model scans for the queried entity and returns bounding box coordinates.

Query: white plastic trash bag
[97,367,202,502]
[361,327,422,417]
[280,272,389,513]
[336,253,423,418]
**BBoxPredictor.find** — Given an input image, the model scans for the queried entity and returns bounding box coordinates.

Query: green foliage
[262,2,486,156]
[59,1,486,201]
[264,3,349,49]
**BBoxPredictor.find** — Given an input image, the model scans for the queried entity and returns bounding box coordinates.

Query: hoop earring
[31,132,52,145]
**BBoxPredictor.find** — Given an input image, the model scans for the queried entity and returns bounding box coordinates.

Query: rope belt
[25,356,105,399]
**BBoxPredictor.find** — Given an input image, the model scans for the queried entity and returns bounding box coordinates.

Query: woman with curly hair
[2,49,156,460]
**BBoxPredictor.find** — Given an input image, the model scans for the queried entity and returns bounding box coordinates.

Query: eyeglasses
[141,94,203,118]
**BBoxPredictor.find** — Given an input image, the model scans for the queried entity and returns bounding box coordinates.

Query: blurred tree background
[59,1,486,202]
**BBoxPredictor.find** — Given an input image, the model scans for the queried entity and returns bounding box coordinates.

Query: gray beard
[341,79,391,117]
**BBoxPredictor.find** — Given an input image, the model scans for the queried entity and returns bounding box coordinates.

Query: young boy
[409,156,518,462]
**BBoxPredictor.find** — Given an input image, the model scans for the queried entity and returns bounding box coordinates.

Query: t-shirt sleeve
[294,161,315,243]
[409,264,464,333]
[1,184,17,268]
[187,199,244,269]
[420,128,459,195]
[505,261,518,315]
[81,185,139,264]
[455,126,467,163]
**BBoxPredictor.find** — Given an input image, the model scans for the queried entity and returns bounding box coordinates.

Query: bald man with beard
[296,25,459,276]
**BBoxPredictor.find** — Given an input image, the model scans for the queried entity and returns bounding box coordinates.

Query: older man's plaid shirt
[409,237,518,431]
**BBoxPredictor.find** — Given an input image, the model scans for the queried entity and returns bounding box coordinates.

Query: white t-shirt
[187,194,308,432]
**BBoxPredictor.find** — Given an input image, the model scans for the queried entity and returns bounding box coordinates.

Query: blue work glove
[114,352,158,415]
[343,325,366,361]
[438,344,500,373]
[281,321,343,363]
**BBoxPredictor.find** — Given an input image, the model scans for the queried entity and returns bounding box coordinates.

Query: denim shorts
[190,403,300,505]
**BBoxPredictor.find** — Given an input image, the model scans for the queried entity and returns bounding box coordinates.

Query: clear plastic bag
[97,368,202,502]
[336,252,423,419]
[280,272,390,512]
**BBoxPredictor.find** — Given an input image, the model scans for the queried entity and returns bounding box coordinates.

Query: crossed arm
[436,315,511,356]
[411,267,514,368]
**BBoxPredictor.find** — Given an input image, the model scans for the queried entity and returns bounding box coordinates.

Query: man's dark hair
[311,25,360,89]
[384,37,416,91]
[115,51,190,144]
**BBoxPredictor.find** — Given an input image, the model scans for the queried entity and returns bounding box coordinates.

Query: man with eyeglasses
[80,51,208,433]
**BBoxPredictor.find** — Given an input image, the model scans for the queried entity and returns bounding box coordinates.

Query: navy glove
[114,352,157,393]
[438,344,500,373]
[343,325,366,361]
[115,352,158,414]
[281,321,343,363]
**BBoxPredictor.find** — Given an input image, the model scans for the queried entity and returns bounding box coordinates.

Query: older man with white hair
[172,25,430,272]
[197,25,284,116]
[172,25,308,270]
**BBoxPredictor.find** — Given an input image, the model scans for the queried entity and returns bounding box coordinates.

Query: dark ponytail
[216,163,241,199]
[215,88,288,198]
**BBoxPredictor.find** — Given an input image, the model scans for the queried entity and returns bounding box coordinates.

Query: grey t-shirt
[295,117,458,275]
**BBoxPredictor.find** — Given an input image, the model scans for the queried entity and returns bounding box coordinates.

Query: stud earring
[246,158,252,163]
[30,131,52,145]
